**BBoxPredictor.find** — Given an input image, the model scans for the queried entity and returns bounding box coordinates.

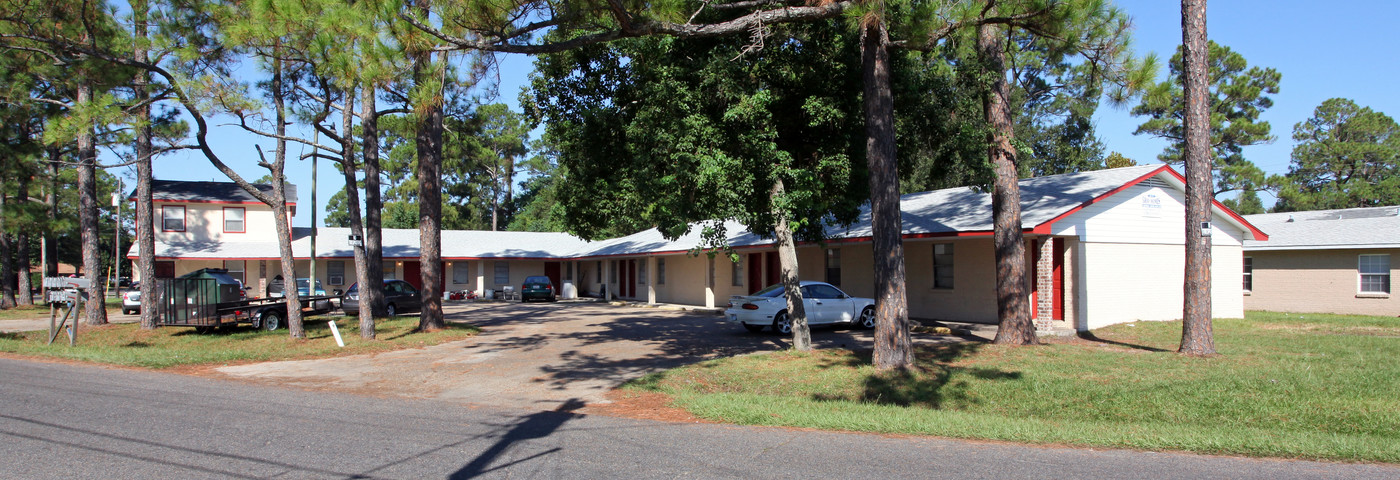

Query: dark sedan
[521,276,556,302]
[341,280,422,317]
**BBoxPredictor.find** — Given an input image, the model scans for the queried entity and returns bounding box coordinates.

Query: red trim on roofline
[1030,165,1269,241]
[130,198,298,207]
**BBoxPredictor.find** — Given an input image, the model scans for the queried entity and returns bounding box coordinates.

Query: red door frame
[747,253,762,294]
[627,259,637,297]
[764,252,779,289]
[1029,239,1066,320]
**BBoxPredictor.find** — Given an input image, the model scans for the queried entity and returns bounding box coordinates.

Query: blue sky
[126,1,1400,226]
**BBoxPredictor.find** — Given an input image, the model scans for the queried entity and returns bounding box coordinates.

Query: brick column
[1035,238,1055,331]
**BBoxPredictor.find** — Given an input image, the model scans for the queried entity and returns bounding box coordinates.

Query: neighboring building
[1242,206,1398,316]
[130,164,1265,332]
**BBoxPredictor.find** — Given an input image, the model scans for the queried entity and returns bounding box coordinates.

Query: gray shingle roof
[1243,206,1400,251]
[140,180,298,204]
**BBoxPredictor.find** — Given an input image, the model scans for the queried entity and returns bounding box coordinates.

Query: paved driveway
[216,301,967,410]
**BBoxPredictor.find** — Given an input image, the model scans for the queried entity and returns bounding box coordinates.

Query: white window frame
[638,260,648,284]
[933,243,955,290]
[657,258,666,285]
[223,207,245,233]
[383,261,397,280]
[1242,256,1253,293]
[731,256,744,287]
[1358,254,1390,294]
[162,205,186,232]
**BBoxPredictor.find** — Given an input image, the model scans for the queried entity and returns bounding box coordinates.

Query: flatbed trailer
[155,277,336,332]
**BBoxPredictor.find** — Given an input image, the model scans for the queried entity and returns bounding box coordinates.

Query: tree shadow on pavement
[449,398,586,479]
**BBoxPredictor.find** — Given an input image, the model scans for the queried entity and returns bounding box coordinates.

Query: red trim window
[223,207,246,233]
[161,205,186,232]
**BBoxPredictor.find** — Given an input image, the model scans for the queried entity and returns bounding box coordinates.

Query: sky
[118,1,1400,227]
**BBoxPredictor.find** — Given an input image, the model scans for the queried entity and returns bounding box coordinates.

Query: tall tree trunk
[979,22,1036,346]
[0,193,13,309]
[133,0,157,329]
[339,88,375,339]
[862,20,912,369]
[413,4,445,331]
[45,149,59,278]
[361,84,387,317]
[770,178,810,351]
[16,172,33,306]
[1179,0,1215,355]
[78,80,108,326]
[270,51,305,338]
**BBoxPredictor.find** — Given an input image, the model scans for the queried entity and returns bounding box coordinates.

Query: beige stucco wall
[153,202,281,244]
[1245,249,1397,316]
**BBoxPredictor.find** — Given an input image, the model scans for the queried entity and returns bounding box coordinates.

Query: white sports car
[725,281,877,334]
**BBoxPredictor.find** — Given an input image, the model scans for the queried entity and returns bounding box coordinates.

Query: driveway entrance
[215,302,963,410]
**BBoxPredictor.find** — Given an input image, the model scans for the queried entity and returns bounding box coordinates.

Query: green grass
[625,311,1400,462]
[0,316,479,369]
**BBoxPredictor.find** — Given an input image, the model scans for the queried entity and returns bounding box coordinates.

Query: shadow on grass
[1076,331,1169,352]
[814,343,1021,409]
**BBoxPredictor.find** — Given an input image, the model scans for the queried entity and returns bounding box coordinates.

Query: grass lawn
[626,311,1400,462]
[0,315,478,369]
[0,298,125,321]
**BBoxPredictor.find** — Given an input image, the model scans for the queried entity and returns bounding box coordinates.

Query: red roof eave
[1031,165,1269,241]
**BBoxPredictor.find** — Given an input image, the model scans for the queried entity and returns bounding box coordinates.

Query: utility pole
[111,179,122,293]
[309,132,318,294]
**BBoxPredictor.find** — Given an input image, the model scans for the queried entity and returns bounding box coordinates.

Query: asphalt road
[3,358,1396,479]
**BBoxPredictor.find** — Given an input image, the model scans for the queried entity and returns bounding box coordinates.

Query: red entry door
[403,261,421,289]
[545,262,561,290]
[1051,238,1065,320]
[747,253,763,294]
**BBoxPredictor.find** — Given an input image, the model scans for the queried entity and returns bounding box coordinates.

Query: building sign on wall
[1142,193,1162,218]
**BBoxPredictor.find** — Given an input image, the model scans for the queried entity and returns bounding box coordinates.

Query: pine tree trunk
[45,149,59,278]
[134,0,157,329]
[0,192,14,309]
[270,52,304,338]
[361,84,387,317]
[340,88,375,339]
[1179,0,1215,355]
[78,80,108,326]
[413,8,445,331]
[17,170,33,306]
[770,179,811,351]
[978,22,1036,346]
[862,21,912,369]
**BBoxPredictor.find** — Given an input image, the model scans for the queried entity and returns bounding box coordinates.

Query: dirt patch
[582,390,711,423]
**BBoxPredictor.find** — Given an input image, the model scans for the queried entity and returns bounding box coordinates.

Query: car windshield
[751,284,787,298]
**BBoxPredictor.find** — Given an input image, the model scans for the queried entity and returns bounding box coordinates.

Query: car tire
[122,308,132,315]
[386,303,397,317]
[262,311,281,331]
[857,307,876,329]
[771,311,792,335]
[743,323,765,333]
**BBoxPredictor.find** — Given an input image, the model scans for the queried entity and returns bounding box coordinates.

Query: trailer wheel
[262,311,282,331]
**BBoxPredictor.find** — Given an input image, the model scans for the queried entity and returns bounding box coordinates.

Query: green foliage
[1103,151,1137,169]
[529,19,895,243]
[1272,98,1400,212]
[1132,41,1280,196]
[1222,189,1265,215]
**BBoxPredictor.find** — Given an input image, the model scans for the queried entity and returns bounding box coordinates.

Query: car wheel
[743,323,765,333]
[122,308,132,315]
[857,307,877,329]
[386,303,397,317]
[771,311,792,335]
[262,311,281,331]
